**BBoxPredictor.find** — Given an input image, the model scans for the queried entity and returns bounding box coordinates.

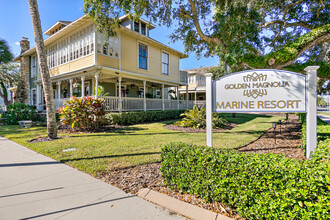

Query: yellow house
[179,66,216,107]
[14,14,193,112]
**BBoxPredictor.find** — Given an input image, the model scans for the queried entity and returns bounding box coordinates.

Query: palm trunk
[28,0,57,138]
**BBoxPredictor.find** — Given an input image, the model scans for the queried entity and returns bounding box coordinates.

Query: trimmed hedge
[161,143,330,219]
[2,103,40,125]
[105,110,185,125]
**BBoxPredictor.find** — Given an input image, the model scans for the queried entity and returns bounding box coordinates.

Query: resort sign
[205,67,319,159]
[212,70,306,112]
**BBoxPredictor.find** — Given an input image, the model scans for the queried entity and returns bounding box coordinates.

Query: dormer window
[141,23,146,35]
[134,21,139,33]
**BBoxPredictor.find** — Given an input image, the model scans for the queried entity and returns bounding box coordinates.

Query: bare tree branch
[187,0,226,52]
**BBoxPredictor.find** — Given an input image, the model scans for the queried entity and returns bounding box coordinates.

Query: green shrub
[58,96,105,130]
[161,143,330,219]
[174,106,227,129]
[105,110,185,125]
[2,103,39,125]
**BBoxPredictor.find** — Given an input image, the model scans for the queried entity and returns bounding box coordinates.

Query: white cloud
[15,41,20,45]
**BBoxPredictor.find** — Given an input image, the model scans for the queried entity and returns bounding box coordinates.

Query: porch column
[186,84,189,108]
[69,79,73,98]
[162,84,165,111]
[36,84,41,110]
[195,91,197,104]
[143,80,147,111]
[81,76,85,98]
[57,81,61,109]
[95,73,99,99]
[177,86,180,110]
[118,77,122,112]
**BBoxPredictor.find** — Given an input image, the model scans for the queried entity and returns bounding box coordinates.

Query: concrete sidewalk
[0,137,184,220]
[317,114,330,124]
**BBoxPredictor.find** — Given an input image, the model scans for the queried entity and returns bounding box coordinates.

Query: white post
[95,73,99,99]
[162,84,165,111]
[118,77,122,112]
[143,80,147,111]
[205,73,213,147]
[57,81,61,109]
[36,84,40,110]
[186,84,189,108]
[305,66,319,159]
[69,79,73,98]
[81,76,85,98]
[177,86,180,110]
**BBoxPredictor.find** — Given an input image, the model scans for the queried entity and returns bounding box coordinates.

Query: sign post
[305,66,319,158]
[206,68,318,158]
[205,73,213,147]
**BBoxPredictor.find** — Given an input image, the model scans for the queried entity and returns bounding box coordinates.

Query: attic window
[134,21,139,33]
[141,23,146,35]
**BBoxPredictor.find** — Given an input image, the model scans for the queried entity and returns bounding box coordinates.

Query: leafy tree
[84,0,329,77]
[0,39,13,65]
[0,63,20,107]
[28,0,57,139]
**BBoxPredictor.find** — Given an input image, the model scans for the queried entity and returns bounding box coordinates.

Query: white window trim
[137,41,149,71]
[46,23,95,70]
[161,50,170,75]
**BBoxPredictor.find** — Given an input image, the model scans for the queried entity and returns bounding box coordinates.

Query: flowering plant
[58,96,105,130]
[73,82,80,88]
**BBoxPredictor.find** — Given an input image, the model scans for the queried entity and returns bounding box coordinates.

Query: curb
[137,188,233,220]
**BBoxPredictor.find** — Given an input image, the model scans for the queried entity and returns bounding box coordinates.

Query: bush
[174,106,227,129]
[2,103,39,125]
[105,110,185,125]
[161,143,330,219]
[58,96,105,130]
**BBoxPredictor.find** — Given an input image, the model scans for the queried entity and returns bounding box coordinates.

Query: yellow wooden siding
[189,83,196,88]
[120,32,180,82]
[97,55,119,69]
[49,54,94,77]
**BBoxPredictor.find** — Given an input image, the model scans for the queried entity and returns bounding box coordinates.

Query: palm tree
[28,0,57,138]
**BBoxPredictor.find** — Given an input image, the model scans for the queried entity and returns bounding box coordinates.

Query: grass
[0,113,282,176]
[319,112,330,116]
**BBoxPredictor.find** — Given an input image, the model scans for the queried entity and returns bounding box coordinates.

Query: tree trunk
[316,42,330,62]
[28,0,57,138]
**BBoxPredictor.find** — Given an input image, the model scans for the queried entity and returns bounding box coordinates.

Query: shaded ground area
[238,114,304,159]
[164,122,237,133]
[98,114,303,219]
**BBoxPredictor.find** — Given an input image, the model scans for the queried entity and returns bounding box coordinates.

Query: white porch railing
[53,96,196,112]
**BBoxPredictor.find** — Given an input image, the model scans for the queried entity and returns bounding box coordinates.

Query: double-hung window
[162,52,169,75]
[31,56,37,78]
[139,43,148,70]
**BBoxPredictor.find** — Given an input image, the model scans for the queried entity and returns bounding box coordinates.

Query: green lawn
[0,113,282,175]
[319,112,330,116]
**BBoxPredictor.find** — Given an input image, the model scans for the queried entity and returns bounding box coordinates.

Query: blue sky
[0,0,219,70]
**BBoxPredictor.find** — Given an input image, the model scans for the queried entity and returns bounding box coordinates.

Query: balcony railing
[196,80,206,87]
[51,96,195,112]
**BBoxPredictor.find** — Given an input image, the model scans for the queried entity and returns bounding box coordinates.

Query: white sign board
[212,70,306,113]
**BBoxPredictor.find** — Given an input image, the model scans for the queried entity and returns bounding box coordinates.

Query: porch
[36,70,195,112]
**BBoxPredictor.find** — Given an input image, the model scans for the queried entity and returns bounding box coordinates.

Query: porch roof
[34,65,187,87]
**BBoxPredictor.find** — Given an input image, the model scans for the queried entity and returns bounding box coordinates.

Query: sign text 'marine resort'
[213,70,306,112]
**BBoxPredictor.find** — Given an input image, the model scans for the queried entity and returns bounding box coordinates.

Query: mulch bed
[58,124,128,134]
[237,114,304,160]
[29,136,68,143]
[164,123,237,133]
[97,113,304,219]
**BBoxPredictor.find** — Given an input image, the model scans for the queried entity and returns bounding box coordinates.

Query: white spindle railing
[52,96,195,112]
